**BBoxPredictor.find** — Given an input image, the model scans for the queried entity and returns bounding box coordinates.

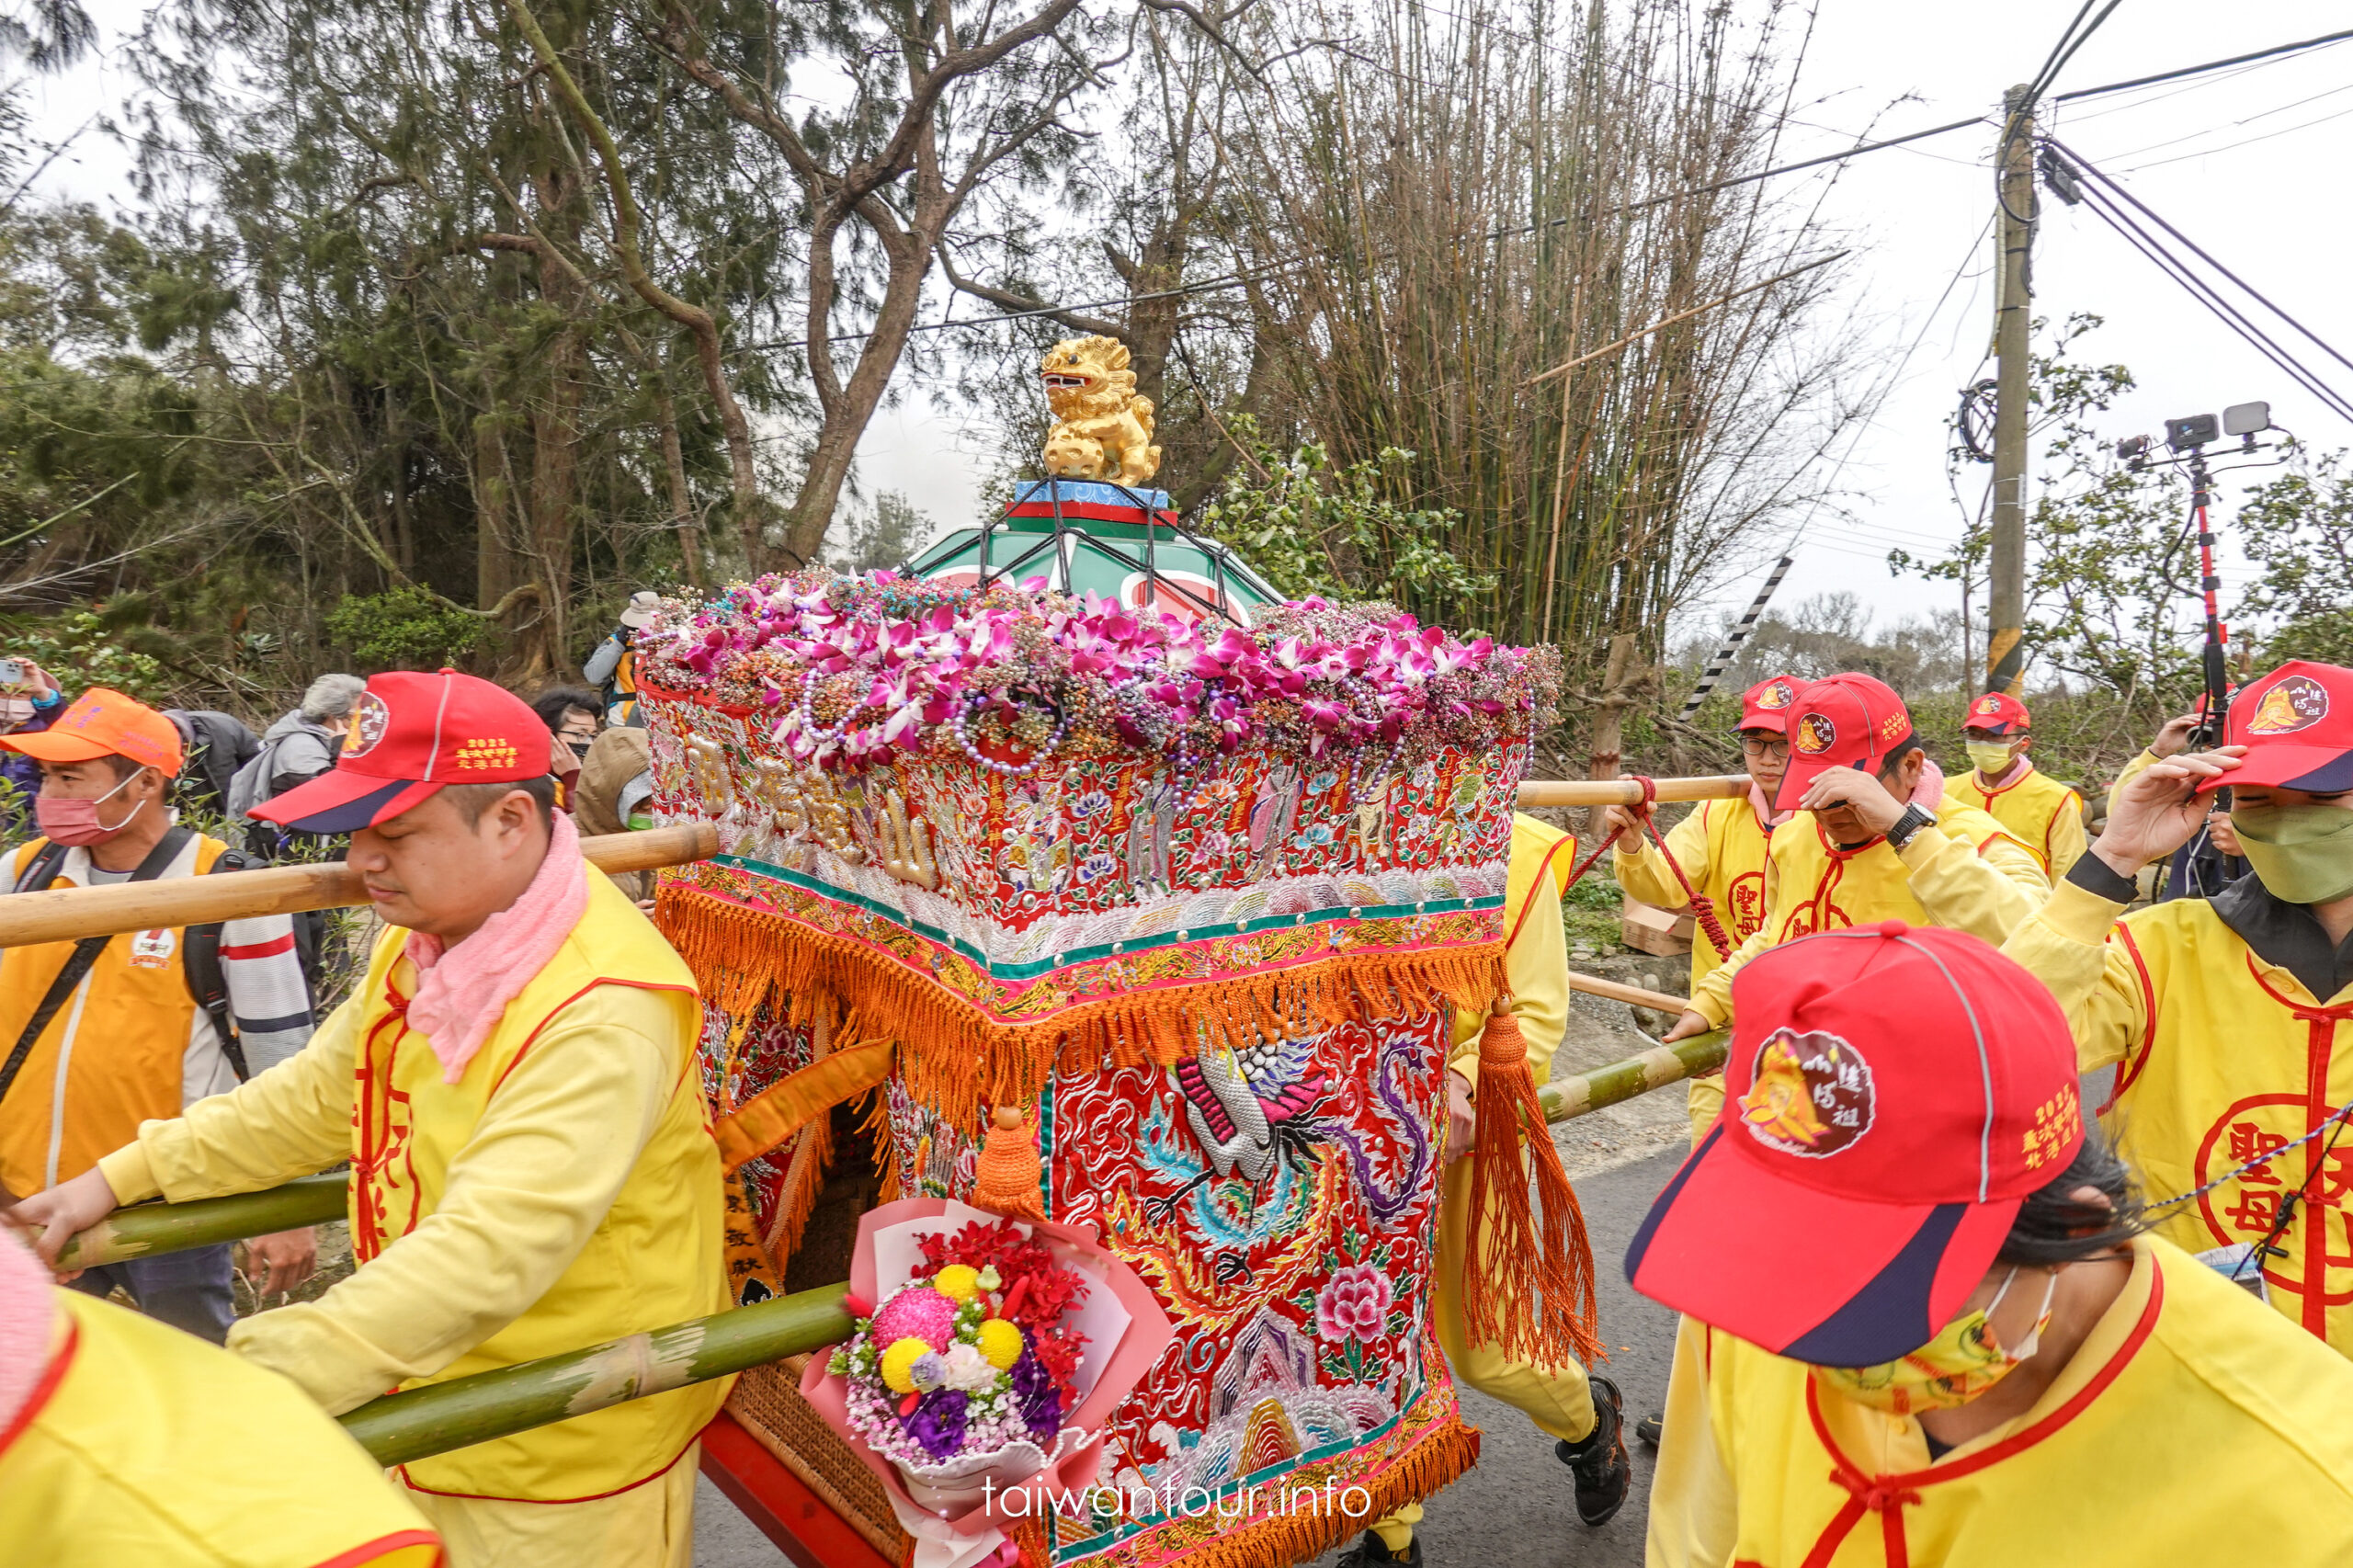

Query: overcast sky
[19,1,2352,645]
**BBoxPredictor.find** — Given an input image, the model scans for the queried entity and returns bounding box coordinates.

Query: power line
[2054,26,2353,103]
[2028,0,2129,102]
[2049,139,2353,381]
[2097,78,2353,164]
[2123,100,2353,172]
[2057,166,2353,425]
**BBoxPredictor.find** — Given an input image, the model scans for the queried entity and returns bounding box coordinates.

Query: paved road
[694,1145,1689,1568]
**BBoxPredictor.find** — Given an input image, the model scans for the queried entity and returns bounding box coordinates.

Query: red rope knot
[1625,774,1735,961]
[1834,1471,1923,1515]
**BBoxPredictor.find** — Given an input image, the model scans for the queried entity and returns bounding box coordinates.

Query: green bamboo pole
[340,1283,855,1467]
[55,1172,351,1269]
[1540,1028,1728,1124]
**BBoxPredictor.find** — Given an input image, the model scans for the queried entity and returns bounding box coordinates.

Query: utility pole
[1986,84,2035,695]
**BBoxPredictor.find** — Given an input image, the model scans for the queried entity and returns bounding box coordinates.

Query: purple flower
[1009,1347,1063,1439]
[902,1388,970,1460]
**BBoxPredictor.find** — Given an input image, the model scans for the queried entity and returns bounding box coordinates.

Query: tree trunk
[1586,632,1637,844]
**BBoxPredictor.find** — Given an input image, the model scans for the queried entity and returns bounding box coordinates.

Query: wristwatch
[1884,803,1937,851]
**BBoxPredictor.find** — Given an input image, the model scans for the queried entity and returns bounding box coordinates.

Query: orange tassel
[1461,999,1602,1369]
[970,1104,1047,1221]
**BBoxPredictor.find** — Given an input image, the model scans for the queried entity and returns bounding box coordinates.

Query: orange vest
[0,836,226,1197]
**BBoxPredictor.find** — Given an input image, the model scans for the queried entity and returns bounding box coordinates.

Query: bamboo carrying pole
[340,1284,857,1467]
[0,823,719,949]
[1539,1028,1728,1124]
[55,1172,352,1270]
[1515,775,1748,809]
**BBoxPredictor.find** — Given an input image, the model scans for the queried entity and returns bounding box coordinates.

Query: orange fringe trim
[713,1040,896,1169]
[1461,1006,1602,1369]
[1073,1411,1482,1568]
[759,1116,834,1273]
[659,881,1505,1133]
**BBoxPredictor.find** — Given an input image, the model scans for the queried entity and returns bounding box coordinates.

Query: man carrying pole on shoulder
[2005,658,2353,1358]
[13,669,729,1568]
[1950,690,2088,878]
[1659,672,2050,1051]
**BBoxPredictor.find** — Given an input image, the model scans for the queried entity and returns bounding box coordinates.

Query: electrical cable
[2031,0,2130,101]
[2025,1,2102,102]
[2093,79,2353,165]
[2050,139,2353,380]
[2054,26,2353,102]
[2063,177,2353,424]
[2123,101,2353,172]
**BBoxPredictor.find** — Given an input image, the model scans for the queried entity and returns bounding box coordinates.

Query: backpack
[165,709,263,814]
[8,836,324,1084]
[226,721,345,827]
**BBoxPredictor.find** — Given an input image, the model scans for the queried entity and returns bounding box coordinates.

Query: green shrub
[2,610,169,702]
[324,586,487,672]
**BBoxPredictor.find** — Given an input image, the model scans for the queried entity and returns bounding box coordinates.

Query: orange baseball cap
[0,687,183,773]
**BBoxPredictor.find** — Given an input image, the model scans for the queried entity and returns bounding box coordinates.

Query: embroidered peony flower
[1316,1263,1392,1343]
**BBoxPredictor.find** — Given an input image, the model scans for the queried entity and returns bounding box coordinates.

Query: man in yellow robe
[1631,921,2353,1568]
[1949,689,2088,877]
[2006,659,2353,1359]
[15,670,727,1568]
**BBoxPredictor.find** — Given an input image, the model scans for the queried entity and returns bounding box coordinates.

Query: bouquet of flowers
[806,1199,1172,1566]
[831,1215,1092,1507]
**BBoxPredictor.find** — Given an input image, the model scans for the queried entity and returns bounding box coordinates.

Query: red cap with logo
[1737,674,1802,734]
[1772,674,1915,812]
[1624,922,2083,1364]
[1961,690,2029,736]
[2200,659,2353,794]
[252,669,548,832]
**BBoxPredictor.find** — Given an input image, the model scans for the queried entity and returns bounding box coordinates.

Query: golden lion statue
[1040,335,1162,486]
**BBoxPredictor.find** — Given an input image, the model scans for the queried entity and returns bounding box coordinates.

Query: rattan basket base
[725,1356,914,1562]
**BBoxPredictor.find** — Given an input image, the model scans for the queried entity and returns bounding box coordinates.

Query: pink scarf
[1749,781,1796,830]
[1914,757,1947,810]
[0,1230,59,1437]
[404,811,588,1085]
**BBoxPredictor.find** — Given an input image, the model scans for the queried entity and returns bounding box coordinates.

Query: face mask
[567,739,593,760]
[1965,741,2019,778]
[36,768,148,847]
[2234,801,2353,905]
[1811,1267,2056,1415]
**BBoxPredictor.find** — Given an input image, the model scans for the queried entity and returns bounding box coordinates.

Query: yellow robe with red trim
[0,1289,441,1568]
[97,870,730,1504]
[0,835,229,1198]
[1648,1236,2353,1568]
[2006,880,2353,1357]
[1949,760,2088,877]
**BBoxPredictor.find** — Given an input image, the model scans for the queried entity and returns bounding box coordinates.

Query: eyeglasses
[1738,736,1790,759]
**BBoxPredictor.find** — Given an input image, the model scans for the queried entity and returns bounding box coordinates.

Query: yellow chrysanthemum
[933,1264,982,1305]
[976,1317,1026,1371]
[881,1336,932,1393]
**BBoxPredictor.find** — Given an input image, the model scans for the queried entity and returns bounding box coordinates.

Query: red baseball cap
[0,687,184,774]
[1772,674,1916,812]
[1625,922,2083,1365]
[1962,691,2029,736]
[253,669,549,832]
[1737,674,1802,734]
[2200,660,2353,794]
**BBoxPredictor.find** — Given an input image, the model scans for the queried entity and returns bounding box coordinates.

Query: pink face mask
[36,769,147,846]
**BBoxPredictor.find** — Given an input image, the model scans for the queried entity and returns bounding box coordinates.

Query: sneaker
[1556,1374,1631,1527]
[1635,1411,1664,1448]
[1333,1533,1422,1567]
